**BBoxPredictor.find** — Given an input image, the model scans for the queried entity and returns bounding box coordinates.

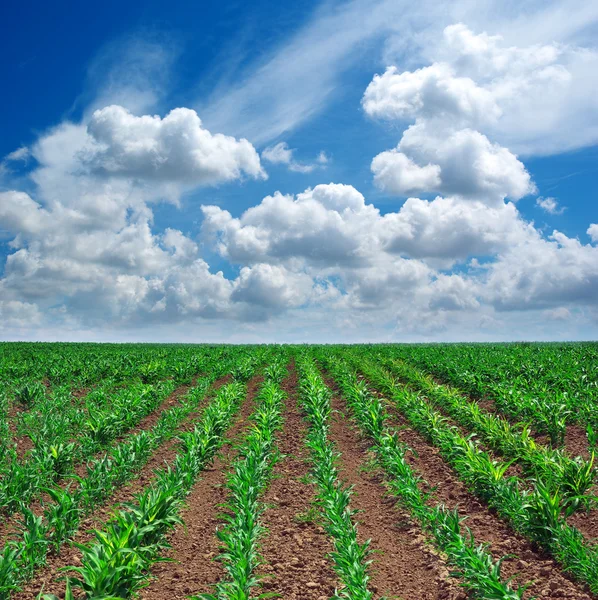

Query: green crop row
[381,343,598,429]
[198,355,287,599]
[349,354,598,593]
[39,379,249,600]
[296,354,374,600]
[0,349,250,599]
[362,352,597,500]
[319,351,528,599]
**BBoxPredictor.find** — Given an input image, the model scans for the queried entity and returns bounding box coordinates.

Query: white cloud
[231,264,314,315]
[363,63,501,126]
[371,150,441,195]
[0,300,42,328]
[261,141,327,174]
[201,184,380,267]
[536,196,565,215]
[588,223,598,243]
[484,230,598,311]
[85,105,266,184]
[261,142,293,165]
[373,123,534,203]
[365,23,598,156]
[4,147,30,162]
[381,196,535,267]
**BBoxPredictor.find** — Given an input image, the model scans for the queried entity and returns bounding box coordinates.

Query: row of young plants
[383,343,598,430]
[0,380,176,517]
[198,356,288,599]
[0,350,250,599]
[296,354,374,600]
[358,351,597,500]
[347,353,598,594]
[319,352,528,599]
[38,376,252,600]
[0,347,236,519]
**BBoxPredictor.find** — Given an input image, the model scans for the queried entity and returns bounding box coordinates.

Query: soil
[343,368,594,600]
[387,361,598,544]
[137,375,262,599]
[325,377,463,600]
[405,362,593,461]
[0,377,211,545]
[255,362,339,599]
[13,373,236,600]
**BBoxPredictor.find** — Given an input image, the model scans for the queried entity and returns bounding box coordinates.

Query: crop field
[1,343,598,600]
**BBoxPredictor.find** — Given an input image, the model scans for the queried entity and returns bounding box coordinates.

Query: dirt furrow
[13,373,236,600]
[139,375,262,600]
[389,363,598,542]
[402,362,592,460]
[323,376,462,600]
[375,390,594,600]
[256,362,338,600]
[0,378,209,546]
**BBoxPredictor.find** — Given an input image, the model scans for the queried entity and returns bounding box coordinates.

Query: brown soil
[393,361,595,474]
[564,424,592,460]
[325,379,462,600]
[569,505,598,544]
[256,363,338,599]
[349,371,594,600]
[13,374,236,600]
[138,375,262,600]
[6,405,34,459]
[0,379,209,546]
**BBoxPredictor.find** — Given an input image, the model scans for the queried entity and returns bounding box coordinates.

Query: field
[1,343,598,600]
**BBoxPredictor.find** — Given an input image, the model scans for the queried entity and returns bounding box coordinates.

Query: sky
[1,0,597,343]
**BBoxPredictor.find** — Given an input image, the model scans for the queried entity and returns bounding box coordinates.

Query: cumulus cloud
[536,196,565,214]
[201,184,380,267]
[587,223,598,243]
[371,150,441,195]
[365,27,554,203]
[365,23,598,155]
[85,105,266,184]
[231,264,315,315]
[381,197,535,267]
[483,230,598,311]
[372,125,534,203]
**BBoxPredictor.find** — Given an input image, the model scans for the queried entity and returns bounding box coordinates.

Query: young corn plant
[296,356,374,600]
[320,353,527,600]
[198,374,285,600]
[346,352,598,594]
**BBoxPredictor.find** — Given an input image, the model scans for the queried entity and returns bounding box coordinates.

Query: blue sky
[1,0,598,342]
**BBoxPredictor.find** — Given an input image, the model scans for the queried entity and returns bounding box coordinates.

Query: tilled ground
[412,365,592,461]
[358,378,594,600]
[138,375,262,599]
[0,376,209,547]
[325,379,463,600]
[13,373,236,600]
[256,363,338,599]
[10,361,598,600]
[391,364,598,546]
